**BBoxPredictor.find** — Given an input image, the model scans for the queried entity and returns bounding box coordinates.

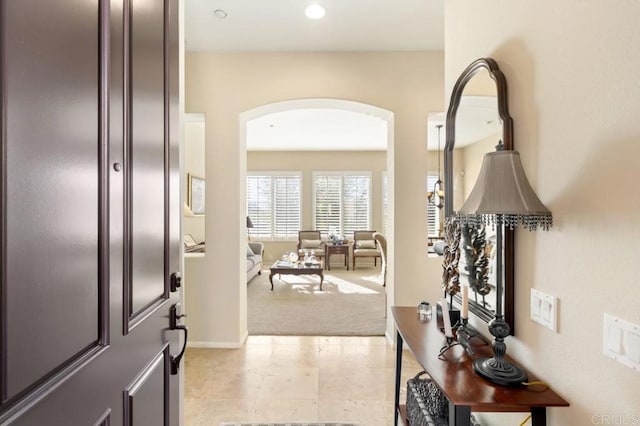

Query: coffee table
[269,261,324,291]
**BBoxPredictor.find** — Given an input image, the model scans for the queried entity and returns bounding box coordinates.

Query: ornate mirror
[443,58,515,332]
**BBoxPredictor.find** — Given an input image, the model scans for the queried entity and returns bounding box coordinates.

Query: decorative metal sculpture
[441,216,461,298]
[461,224,491,297]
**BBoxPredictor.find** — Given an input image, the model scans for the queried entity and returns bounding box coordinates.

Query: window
[427,174,441,236]
[313,172,371,238]
[247,172,301,239]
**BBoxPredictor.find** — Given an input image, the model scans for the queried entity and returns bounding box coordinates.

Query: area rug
[220,423,357,426]
[247,268,385,336]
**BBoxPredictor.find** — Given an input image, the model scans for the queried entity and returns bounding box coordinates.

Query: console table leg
[531,407,546,426]
[394,331,403,426]
[449,403,471,426]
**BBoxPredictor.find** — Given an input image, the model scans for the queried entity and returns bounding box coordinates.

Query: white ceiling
[427,97,501,150]
[184,0,444,52]
[247,108,388,151]
[185,0,444,151]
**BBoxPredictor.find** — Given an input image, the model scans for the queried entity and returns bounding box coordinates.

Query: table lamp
[247,216,254,240]
[456,144,552,386]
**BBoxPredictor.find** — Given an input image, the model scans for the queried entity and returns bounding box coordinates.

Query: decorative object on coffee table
[456,146,552,386]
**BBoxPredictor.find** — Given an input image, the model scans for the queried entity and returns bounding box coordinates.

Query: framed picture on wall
[188,174,205,215]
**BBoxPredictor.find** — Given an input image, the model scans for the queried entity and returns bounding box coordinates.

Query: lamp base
[473,357,528,387]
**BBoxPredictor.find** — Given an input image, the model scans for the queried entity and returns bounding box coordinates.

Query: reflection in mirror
[184,113,206,254]
[426,114,445,256]
[444,59,515,331]
[455,75,501,317]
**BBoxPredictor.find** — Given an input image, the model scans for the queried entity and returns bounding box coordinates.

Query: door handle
[169,303,188,375]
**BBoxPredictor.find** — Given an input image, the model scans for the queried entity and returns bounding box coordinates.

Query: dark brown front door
[0,0,181,425]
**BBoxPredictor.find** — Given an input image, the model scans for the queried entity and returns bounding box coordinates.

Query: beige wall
[446,1,640,424]
[460,134,499,204]
[248,150,386,264]
[184,118,206,242]
[185,51,444,344]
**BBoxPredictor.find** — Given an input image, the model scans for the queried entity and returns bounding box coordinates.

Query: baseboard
[240,329,249,345]
[188,330,248,349]
[385,330,395,345]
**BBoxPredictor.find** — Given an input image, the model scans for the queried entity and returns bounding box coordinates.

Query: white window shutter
[247,173,301,239]
[314,173,371,238]
[427,175,441,236]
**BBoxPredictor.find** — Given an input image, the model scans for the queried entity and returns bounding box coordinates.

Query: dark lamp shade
[246,216,254,228]
[457,150,552,231]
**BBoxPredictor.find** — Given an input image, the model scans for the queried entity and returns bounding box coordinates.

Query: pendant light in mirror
[427,124,445,209]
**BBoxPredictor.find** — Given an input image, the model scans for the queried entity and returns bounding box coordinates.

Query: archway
[239,98,395,337]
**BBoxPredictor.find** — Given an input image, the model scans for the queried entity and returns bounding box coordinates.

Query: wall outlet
[604,313,640,373]
[530,289,557,332]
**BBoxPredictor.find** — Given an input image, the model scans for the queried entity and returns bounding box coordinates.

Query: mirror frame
[443,58,515,333]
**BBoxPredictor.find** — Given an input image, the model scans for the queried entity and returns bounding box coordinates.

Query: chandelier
[427,124,444,209]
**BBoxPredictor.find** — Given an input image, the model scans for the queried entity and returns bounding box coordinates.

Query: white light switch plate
[530,289,557,332]
[628,331,640,364]
[603,313,640,373]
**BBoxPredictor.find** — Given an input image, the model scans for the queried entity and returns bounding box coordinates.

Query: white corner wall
[446,2,640,424]
[185,51,445,345]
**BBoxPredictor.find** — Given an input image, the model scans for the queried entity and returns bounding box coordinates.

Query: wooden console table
[392,306,568,426]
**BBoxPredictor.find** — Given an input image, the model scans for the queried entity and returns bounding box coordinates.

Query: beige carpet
[220,423,357,426]
[247,266,386,336]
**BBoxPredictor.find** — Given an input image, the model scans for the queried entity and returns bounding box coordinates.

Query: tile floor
[184,335,423,426]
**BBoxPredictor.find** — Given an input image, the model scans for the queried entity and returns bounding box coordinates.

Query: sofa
[247,242,264,282]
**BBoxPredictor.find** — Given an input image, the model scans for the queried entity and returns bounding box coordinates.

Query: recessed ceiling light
[305,4,326,20]
[214,9,228,19]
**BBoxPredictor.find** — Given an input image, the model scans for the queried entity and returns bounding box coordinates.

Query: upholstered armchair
[297,230,326,260]
[372,232,387,287]
[352,230,381,269]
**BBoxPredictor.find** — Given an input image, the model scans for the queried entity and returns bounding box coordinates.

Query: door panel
[0,0,181,424]
[3,0,104,401]
[124,348,170,426]
[128,0,168,321]
[94,409,112,426]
